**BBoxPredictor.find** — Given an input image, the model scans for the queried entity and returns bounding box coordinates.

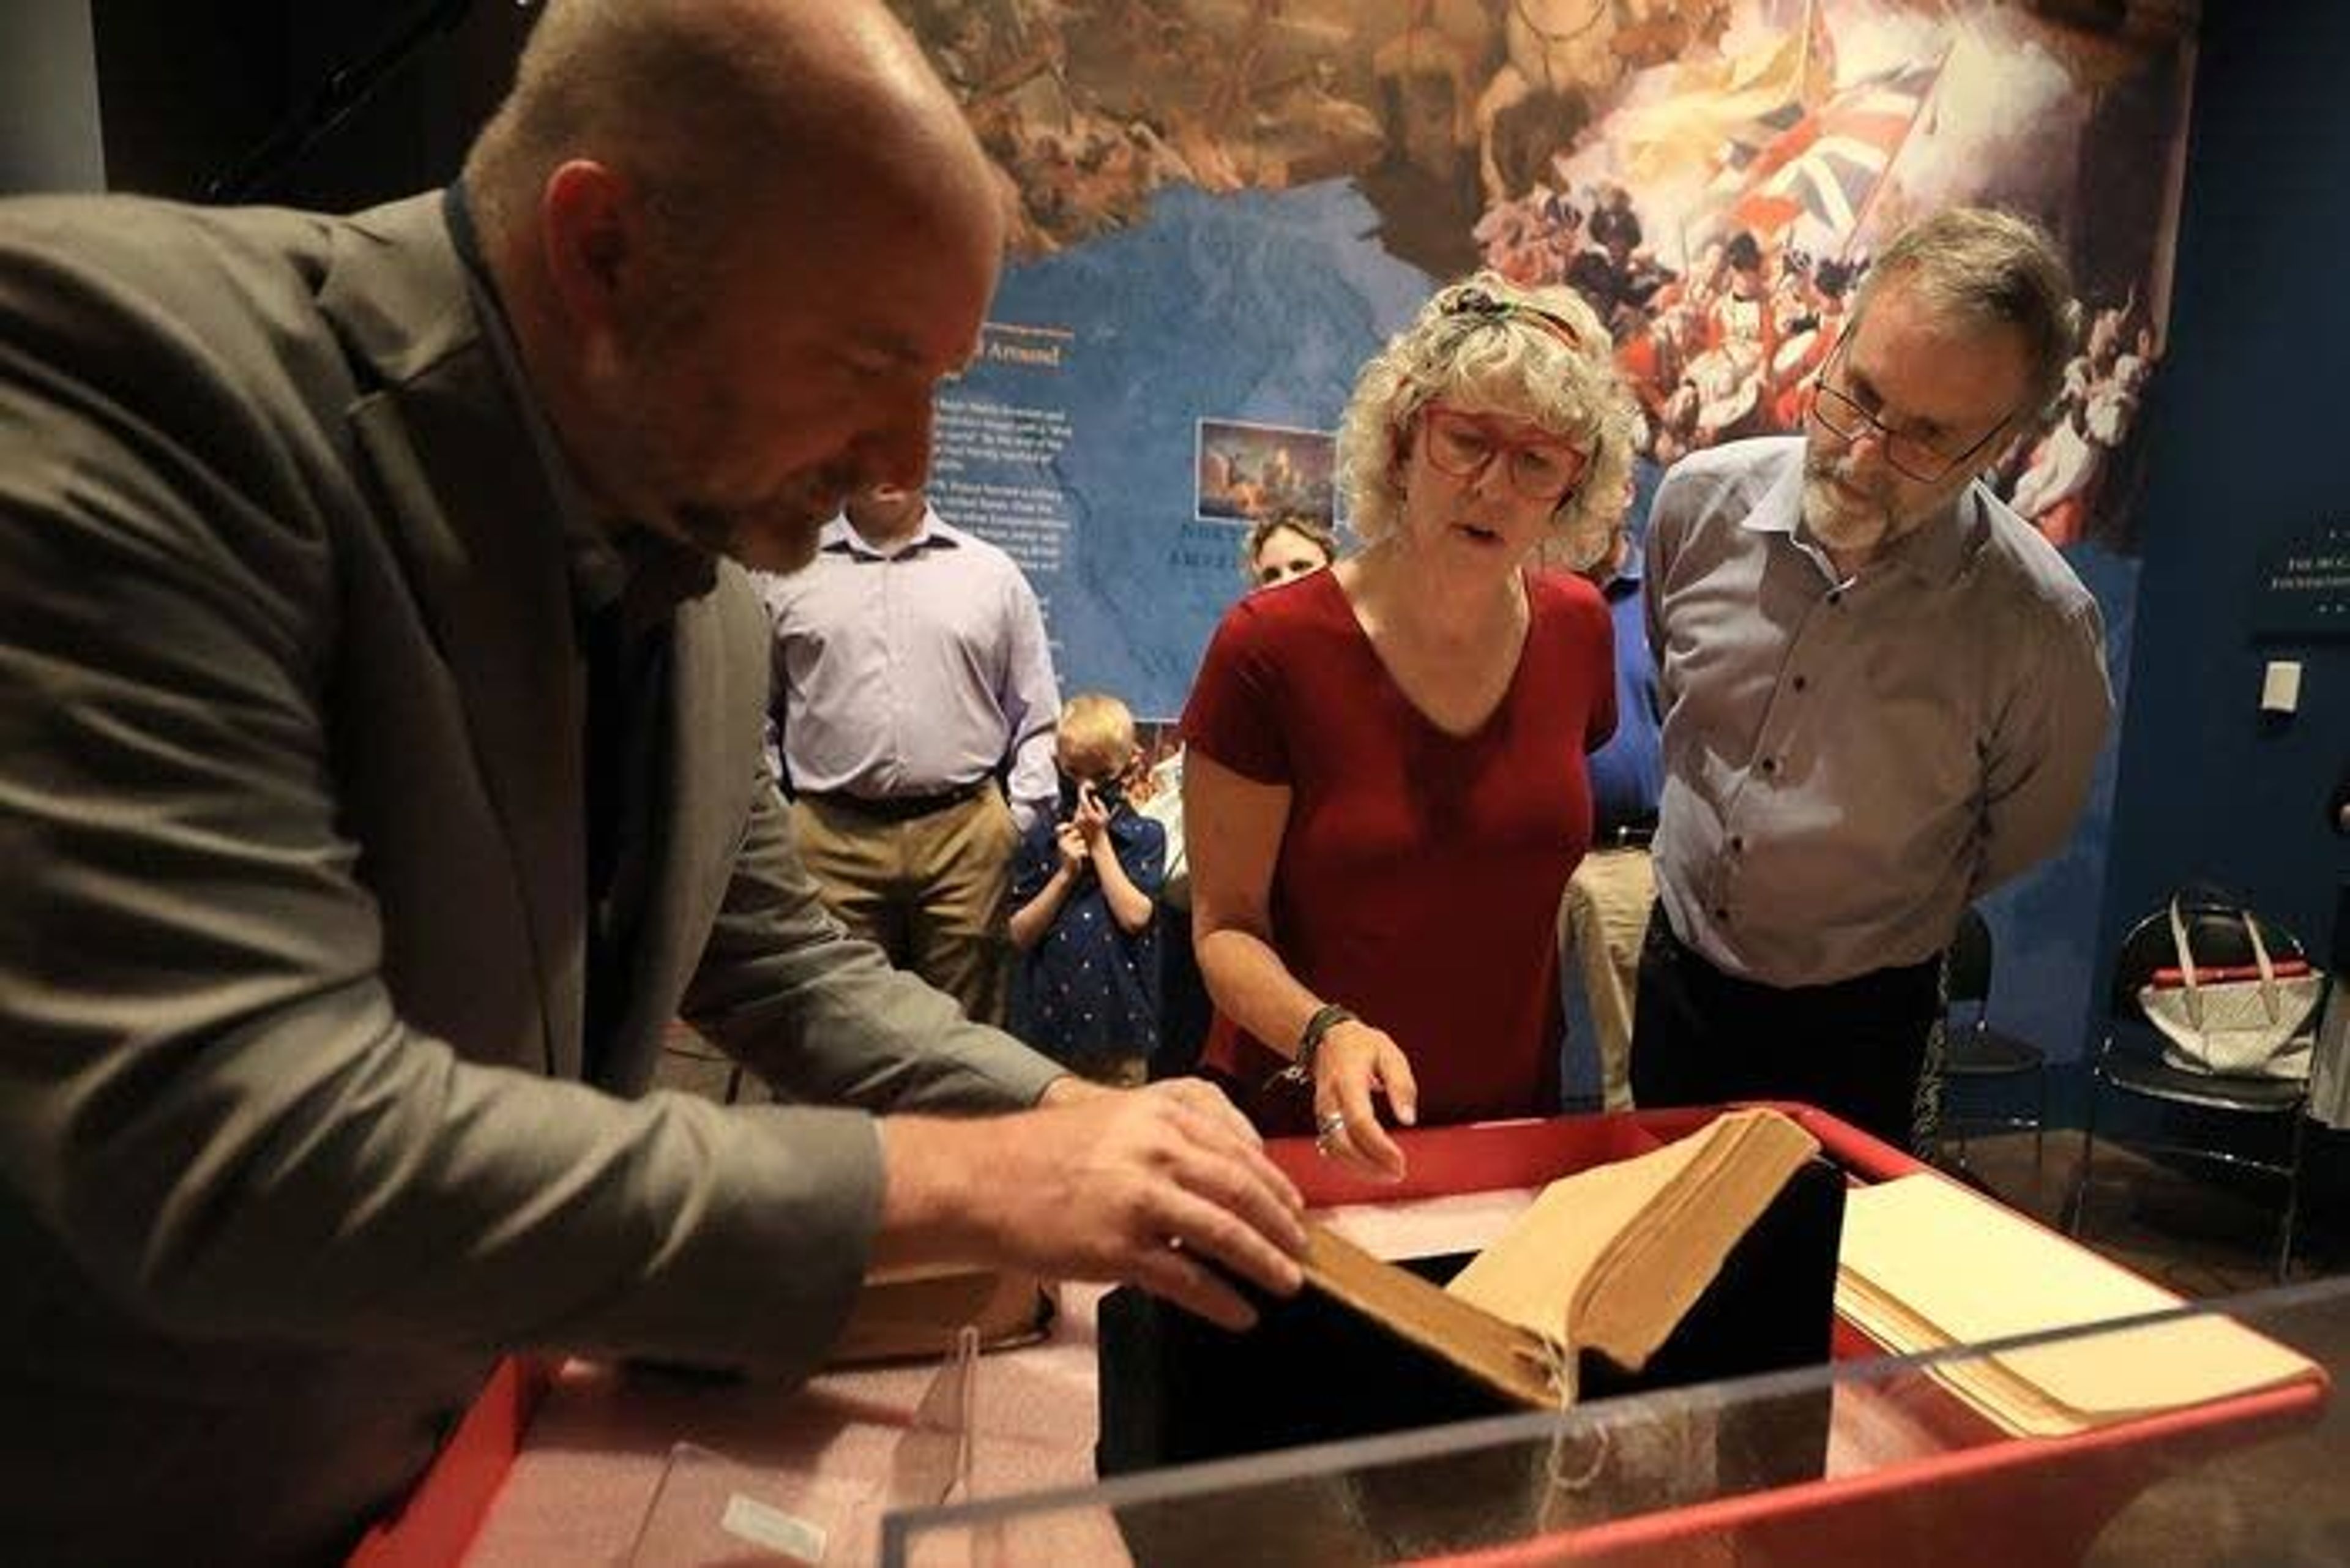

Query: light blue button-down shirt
[758,509,1061,831]
[1645,436,2113,987]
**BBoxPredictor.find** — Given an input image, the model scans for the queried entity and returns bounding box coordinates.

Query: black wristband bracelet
[1269,1002,1357,1091]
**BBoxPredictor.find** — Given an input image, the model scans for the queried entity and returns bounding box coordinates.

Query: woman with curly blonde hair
[1182,274,1639,1175]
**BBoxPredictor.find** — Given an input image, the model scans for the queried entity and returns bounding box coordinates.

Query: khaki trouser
[791,783,1019,1027]
[1557,846,1656,1111]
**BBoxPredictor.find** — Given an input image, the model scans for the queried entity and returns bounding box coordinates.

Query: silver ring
[1316,1110,1346,1137]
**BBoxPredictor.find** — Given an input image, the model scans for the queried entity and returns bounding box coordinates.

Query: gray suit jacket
[0,192,1062,1565]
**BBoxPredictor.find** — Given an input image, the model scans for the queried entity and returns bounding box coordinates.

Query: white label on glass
[718,1492,827,1562]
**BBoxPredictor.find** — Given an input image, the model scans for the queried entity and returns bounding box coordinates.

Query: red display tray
[1258,1105,2323,1568]
[346,1354,553,1568]
[351,1103,2325,1567]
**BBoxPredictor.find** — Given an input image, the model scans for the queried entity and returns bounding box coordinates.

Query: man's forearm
[869,1114,998,1270]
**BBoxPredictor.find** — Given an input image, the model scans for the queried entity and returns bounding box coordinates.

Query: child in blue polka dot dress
[1007,692,1167,1086]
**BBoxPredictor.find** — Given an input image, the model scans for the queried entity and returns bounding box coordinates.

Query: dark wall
[94,0,532,206]
[2097,0,2350,995]
[91,0,288,200]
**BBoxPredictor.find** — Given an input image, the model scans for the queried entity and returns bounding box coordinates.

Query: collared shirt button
[1759,756,1778,775]
[1792,674,1808,692]
[1713,906,1732,924]
[1729,835,1745,853]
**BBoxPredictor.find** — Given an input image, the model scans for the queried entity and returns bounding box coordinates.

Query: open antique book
[1837,1174,2321,1436]
[1302,1107,1822,1408]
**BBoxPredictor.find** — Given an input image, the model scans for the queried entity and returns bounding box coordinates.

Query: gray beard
[1800,472,1893,555]
[1798,454,1957,564]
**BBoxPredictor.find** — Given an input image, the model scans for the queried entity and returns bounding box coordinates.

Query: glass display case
[881,1276,2347,1567]
[348,1108,2341,1567]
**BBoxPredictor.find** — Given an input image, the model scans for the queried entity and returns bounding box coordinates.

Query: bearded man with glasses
[1631,208,2115,1149]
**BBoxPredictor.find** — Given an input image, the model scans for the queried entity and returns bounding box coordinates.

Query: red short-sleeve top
[1181,567,1615,1131]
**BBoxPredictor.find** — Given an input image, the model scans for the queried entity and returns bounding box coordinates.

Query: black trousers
[1631,903,1939,1151]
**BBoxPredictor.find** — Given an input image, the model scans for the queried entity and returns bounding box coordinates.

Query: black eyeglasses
[1807,343,2015,485]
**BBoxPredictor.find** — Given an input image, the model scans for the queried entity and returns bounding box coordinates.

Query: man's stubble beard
[674,498,829,575]
[592,326,843,578]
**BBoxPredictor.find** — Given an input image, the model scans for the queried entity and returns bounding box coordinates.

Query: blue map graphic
[936,181,1430,720]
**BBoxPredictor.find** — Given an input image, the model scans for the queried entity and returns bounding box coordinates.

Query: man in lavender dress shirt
[760,483,1061,1025]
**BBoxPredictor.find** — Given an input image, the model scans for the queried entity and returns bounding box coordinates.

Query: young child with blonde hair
[1009,692,1167,1085]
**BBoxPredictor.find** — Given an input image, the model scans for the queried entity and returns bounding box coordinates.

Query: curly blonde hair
[1336,273,1639,550]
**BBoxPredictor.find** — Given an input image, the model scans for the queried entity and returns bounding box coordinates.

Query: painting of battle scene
[892,0,2196,554]
[1195,417,1340,529]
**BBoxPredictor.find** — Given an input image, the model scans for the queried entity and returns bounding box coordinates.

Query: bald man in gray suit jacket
[0,4,1305,1562]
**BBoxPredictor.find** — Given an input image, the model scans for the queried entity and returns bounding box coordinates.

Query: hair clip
[1441,286,1583,350]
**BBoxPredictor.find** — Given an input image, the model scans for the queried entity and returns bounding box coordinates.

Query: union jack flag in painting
[1706,59,1944,251]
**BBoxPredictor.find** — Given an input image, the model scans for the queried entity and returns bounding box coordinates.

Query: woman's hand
[1311,1020,1419,1181]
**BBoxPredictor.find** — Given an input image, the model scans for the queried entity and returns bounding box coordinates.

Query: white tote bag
[2136,898,2322,1081]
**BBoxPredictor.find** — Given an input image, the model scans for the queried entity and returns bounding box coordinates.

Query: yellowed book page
[1837,1275,2089,1436]
[1440,1125,1713,1342]
[1837,1269,2309,1438]
[1992,1312,2316,1421]
[1840,1176,2315,1416]
[1441,1110,1814,1362]
[1301,1222,1559,1409]
[1576,1113,1818,1367]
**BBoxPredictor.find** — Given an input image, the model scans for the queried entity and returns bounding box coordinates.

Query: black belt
[799,778,990,822]
[1594,821,1657,849]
